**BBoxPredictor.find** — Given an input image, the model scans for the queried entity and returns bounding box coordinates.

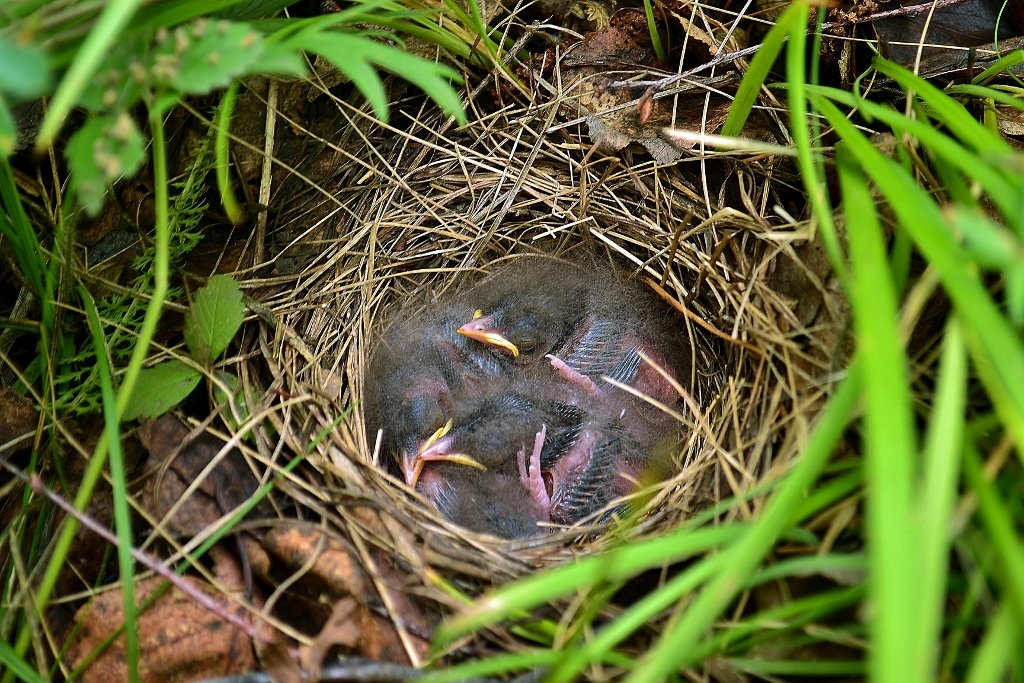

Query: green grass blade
[436,524,743,644]
[215,82,244,224]
[0,642,46,683]
[971,49,1024,85]
[811,95,1024,456]
[624,364,862,682]
[545,549,726,683]
[80,286,140,682]
[964,606,1018,683]
[8,101,174,674]
[721,0,809,137]
[944,84,1024,111]
[805,85,1020,213]
[696,586,864,661]
[418,650,562,682]
[640,0,665,63]
[837,142,922,683]
[917,318,966,678]
[786,3,848,289]
[872,58,1008,155]
[962,445,1024,627]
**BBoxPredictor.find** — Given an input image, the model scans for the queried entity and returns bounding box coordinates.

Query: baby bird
[458,255,691,407]
[364,255,689,538]
[455,256,592,366]
[410,385,576,537]
[409,371,672,537]
[363,296,509,481]
[365,258,593,481]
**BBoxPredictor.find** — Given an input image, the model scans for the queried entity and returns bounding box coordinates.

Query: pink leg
[546,354,602,397]
[517,424,551,519]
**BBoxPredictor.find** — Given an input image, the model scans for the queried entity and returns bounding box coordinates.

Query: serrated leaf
[183,275,244,364]
[154,20,267,95]
[77,34,150,112]
[65,112,147,215]
[123,360,202,420]
[295,29,463,123]
[0,36,51,100]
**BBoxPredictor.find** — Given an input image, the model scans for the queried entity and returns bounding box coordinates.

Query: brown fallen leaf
[67,574,257,683]
[262,525,373,599]
[0,388,36,455]
[138,415,265,537]
[871,0,1019,66]
[263,523,433,665]
[303,597,361,677]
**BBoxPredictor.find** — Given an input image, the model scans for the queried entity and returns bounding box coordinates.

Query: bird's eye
[517,338,537,354]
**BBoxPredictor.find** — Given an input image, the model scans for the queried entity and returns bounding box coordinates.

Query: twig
[0,457,287,654]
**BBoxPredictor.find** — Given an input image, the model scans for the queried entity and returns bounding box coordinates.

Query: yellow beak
[404,419,488,488]
[457,316,520,358]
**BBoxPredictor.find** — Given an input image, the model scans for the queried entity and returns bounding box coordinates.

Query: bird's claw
[547,354,602,397]
[518,424,551,518]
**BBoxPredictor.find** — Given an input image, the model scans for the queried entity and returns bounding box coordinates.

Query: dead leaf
[262,525,373,598]
[871,0,1018,67]
[0,389,37,454]
[67,575,257,682]
[304,597,361,677]
[139,415,264,537]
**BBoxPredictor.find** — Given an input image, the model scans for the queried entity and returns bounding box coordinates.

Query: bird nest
[235,11,850,661]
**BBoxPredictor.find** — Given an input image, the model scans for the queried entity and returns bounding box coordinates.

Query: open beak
[403,419,487,488]
[457,312,520,358]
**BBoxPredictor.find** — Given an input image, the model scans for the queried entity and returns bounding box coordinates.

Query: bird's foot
[518,424,551,519]
[547,354,602,397]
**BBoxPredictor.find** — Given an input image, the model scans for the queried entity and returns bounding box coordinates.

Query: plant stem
[5,103,171,681]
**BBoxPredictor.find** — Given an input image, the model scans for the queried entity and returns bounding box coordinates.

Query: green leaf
[297,31,390,120]
[183,275,244,364]
[356,38,464,120]
[291,29,464,124]
[123,360,202,420]
[0,34,51,100]
[65,112,147,215]
[78,34,150,112]
[154,20,269,95]
[0,99,15,157]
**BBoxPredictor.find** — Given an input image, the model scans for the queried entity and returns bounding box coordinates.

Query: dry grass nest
[232,13,852,655]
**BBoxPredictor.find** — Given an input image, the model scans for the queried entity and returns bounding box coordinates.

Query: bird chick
[456,256,593,365]
[409,375,666,536]
[363,296,510,480]
[365,255,688,538]
[458,255,691,407]
[406,379,592,537]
